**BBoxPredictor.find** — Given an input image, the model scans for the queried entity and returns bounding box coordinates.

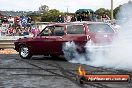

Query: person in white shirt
[8,15,14,26]
[65,14,72,22]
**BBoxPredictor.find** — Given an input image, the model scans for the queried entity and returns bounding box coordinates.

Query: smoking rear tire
[19,45,32,59]
[63,51,76,61]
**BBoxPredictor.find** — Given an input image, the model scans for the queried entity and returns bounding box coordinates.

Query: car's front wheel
[19,46,32,59]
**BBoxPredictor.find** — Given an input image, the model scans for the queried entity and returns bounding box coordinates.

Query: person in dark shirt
[21,27,29,36]
[101,13,110,21]
[1,17,8,23]
[71,15,77,22]
[27,16,32,23]
[27,16,32,28]
[77,14,82,21]
[57,15,64,23]
[84,14,89,21]
[0,17,2,23]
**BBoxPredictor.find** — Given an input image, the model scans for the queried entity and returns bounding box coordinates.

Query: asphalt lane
[0,54,132,88]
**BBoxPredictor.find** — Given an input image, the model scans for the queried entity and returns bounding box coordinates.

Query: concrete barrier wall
[0,36,24,49]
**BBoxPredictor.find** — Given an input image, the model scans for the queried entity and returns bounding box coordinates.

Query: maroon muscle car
[14,22,115,59]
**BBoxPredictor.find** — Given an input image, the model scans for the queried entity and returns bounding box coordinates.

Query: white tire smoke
[62,2,132,71]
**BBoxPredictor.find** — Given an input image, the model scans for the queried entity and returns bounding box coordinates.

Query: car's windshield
[40,26,64,36]
[88,24,114,33]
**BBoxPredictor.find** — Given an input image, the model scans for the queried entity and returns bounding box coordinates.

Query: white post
[111,0,114,21]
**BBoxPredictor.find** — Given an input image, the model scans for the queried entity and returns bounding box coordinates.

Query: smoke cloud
[63,2,132,71]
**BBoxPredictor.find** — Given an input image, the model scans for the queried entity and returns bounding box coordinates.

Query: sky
[0,0,130,12]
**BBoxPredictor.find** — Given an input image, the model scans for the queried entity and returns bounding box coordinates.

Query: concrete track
[0,54,131,88]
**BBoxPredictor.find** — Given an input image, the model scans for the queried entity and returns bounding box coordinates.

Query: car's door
[65,24,89,52]
[47,25,66,55]
[67,24,88,41]
[29,26,54,54]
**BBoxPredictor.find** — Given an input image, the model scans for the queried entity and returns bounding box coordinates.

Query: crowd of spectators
[56,13,110,23]
[0,12,110,37]
[0,15,40,37]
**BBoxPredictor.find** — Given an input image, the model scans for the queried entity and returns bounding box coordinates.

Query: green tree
[38,5,49,13]
[41,9,62,22]
[113,1,132,19]
[113,5,122,19]
[26,12,41,22]
[95,8,111,19]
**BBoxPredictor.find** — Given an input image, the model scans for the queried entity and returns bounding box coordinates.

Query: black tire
[19,45,32,59]
[76,76,86,85]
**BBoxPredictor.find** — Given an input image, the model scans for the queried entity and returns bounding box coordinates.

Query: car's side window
[67,25,84,34]
[40,26,64,36]
[53,26,64,36]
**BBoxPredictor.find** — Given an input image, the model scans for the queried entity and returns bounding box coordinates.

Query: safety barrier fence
[0,20,115,49]
[0,36,24,49]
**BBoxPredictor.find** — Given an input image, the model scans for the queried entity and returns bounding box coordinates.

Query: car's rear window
[88,24,114,33]
[67,25,84,34]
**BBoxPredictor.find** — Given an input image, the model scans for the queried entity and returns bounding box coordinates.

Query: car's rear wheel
[63,49,77,61]
[19,46,32,59]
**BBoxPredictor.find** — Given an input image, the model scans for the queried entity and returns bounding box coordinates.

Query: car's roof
[47,21,109,26]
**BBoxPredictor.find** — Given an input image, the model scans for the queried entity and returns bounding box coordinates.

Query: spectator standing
[92,13,97,21]
[1,17,9,35]
[71,15,77,22]
[81,14,85,21]
[31,27,40,37]
[84,14,89,21]
[101,13,110,22]
[14,15,21,28]
[77,14,82,21]
[2,17,8,23]
[57,15,64,23]
[65,14,72,22]
[27,16,32,28]
[0,17,2,24]
[8,15,14,27]
[88,13,93,21]
[20,16,28,27]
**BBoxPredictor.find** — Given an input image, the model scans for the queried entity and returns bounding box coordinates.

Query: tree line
[27,4,122,22]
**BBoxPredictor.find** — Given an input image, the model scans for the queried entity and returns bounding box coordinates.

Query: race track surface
[0,54,132,88]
